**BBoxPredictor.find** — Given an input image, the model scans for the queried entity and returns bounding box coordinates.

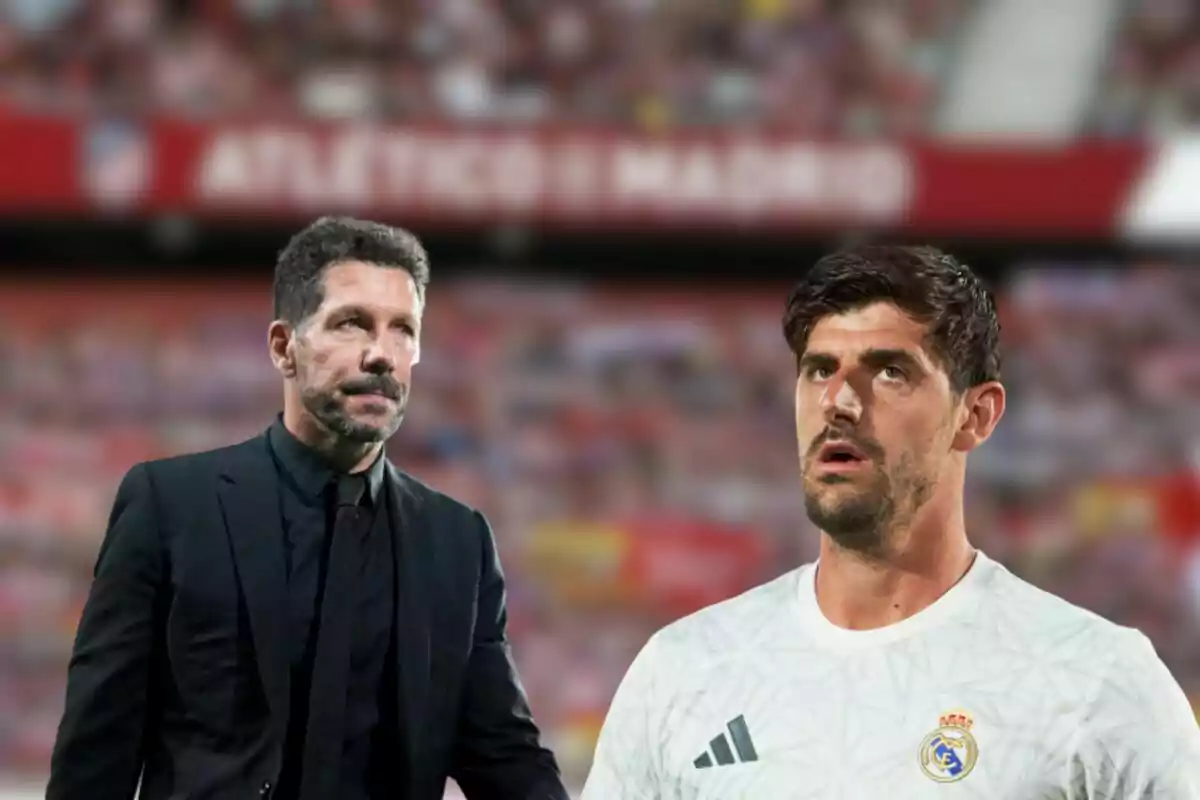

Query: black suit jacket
[47,433,568,800]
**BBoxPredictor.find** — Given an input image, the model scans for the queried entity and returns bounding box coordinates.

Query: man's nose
[819,375,862,426]
[362,339,396,374]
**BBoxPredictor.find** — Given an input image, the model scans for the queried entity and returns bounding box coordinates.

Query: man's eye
[807,366,833,380]
[881,365,906,380]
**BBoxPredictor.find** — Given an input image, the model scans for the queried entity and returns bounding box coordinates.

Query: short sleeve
[580,633,669,800]
[1069,630,1200,798]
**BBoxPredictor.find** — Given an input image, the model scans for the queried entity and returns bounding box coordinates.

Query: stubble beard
[301,384,407,444]
[803,451,931,559]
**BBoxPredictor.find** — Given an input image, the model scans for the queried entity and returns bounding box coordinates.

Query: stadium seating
[1,264,1197,786]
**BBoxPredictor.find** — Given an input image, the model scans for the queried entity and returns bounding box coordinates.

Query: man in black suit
[48,217,568,800]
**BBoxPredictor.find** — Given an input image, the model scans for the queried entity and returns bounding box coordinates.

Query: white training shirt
[581,551,1200,799]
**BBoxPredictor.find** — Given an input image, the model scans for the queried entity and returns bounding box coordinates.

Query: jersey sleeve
[1070,629,1200,799]
[580,633,669,800]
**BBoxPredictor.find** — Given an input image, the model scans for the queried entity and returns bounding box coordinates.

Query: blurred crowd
[1092,0,1200,135]
[5,0,1198,135]
[0,263,1198,787]
[0,0,972,133]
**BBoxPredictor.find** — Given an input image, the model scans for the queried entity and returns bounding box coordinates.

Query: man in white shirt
[581,245,1200,800]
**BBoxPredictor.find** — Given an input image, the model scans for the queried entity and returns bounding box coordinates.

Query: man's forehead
[805,304,935,367]
[808,303,927,348]
[322,259,414,288]
[319,261,421,308]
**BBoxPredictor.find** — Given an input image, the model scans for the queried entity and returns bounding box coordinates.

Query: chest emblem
[918,710,978,783]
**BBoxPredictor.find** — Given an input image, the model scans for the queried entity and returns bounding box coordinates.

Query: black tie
[299,474,366,800]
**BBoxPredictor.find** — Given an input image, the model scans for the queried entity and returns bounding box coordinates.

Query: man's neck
[813,511,975,631]
[283,406,382,475]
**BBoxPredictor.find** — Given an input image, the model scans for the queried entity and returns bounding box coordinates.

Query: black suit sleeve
[48,463,166,800]
[450,512,569,800]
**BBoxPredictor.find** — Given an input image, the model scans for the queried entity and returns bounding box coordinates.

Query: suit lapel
[217,435,290,727]
[386,463,429,772]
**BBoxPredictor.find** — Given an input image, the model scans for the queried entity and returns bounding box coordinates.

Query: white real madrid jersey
[581,551,1200,800]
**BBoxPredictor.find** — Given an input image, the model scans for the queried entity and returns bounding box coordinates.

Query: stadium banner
[0,114,1169,236]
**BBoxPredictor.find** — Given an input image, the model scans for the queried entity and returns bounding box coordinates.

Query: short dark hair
[781,244,1001,392]
[273,216,431,325]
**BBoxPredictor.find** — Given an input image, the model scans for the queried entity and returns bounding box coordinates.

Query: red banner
[0,115,1155,235]
[523,515,768,615]
[621,516,769,616]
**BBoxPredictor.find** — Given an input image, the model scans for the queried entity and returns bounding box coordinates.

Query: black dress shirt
[266,417,397,800]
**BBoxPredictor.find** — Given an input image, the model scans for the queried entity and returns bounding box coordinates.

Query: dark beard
[804,472,895,557]
[803,451,931,557]
[301,384,407,444]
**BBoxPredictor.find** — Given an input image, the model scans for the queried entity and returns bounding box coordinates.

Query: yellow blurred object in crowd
[744,0,787,21]
[1073,482,1157,538]
[634,95,673,132]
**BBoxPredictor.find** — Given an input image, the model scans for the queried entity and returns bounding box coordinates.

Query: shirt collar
[267,414,386,505]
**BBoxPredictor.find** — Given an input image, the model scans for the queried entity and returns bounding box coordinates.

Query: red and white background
[2,0,1200,797]
[2,114,1199,240]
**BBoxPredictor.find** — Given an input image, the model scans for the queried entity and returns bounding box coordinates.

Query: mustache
[806,428,884,461]
[341,375,405,401]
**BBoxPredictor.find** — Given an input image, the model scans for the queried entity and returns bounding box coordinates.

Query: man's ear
[951,381,1005,453]
[267,320,297,378]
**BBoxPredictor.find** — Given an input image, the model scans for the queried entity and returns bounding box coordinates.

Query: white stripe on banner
[1121,136,1200,242]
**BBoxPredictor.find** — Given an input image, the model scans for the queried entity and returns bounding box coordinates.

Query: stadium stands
[0,264,1197,786]
[1092,0,1200,134]
[0,0,973,132]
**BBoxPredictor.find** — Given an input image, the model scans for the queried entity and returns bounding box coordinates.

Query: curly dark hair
[781,245,1001,393]
[273,216,431,325]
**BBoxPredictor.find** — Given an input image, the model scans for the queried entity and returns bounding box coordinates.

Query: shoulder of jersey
[651,567,805,655]
[982,558,1151,662]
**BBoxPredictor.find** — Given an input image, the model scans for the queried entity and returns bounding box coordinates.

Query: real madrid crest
[918,710,978,783]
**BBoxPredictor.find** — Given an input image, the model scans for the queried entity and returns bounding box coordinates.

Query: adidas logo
[693,714,758,768]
